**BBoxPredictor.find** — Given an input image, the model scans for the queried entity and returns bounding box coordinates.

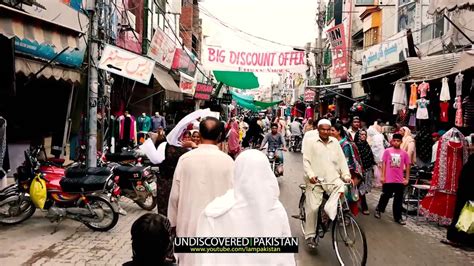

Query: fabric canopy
[15,57,81,83]
[213,71,259,89]
[230,90,281,111]
[254,100,283,108]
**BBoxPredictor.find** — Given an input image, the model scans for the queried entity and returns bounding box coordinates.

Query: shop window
[421,12,445,43]
[325,1,335,24]
[364,27,380,48]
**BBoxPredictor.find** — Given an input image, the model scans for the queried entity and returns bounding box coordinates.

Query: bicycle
[293,182,368,266]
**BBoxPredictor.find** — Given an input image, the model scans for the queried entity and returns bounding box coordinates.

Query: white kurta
[168,144,234,266]
[196,150,295,266]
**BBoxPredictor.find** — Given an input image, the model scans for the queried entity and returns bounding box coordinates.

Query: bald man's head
[199,117,222,142]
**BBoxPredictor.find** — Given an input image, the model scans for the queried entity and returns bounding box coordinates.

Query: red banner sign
[194,83,213,100]
[304,88,316,102]
[327,24,348,80]
[172,48,197,78]
[180,76,194,95]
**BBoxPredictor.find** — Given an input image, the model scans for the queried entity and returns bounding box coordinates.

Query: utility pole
[315,0,325,119]
[87,0,100,167]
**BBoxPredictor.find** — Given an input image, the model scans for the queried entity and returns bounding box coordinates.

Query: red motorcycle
[13,148,120,231]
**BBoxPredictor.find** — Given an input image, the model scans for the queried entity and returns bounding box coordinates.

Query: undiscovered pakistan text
[174,237,298,247]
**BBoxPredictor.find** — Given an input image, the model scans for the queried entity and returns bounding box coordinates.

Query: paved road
[0,150,473,265]
[281,151,473,266]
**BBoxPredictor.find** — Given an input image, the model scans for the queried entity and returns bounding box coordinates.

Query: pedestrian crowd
[127,109,474,265]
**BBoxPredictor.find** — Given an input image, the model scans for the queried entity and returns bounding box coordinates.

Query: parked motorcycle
[0,176,36,225]
[8,149,119,231]
[111,164,158,211]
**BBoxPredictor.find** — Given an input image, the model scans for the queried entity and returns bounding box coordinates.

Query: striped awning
[16,57,81,83]
[406,53,461,81]
[0,17,80,52]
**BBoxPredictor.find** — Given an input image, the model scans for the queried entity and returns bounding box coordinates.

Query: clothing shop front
[0,4,86,174]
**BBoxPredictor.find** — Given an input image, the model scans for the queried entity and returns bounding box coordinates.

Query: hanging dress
[418,82,430,98]
[455,73,463,97]
[416,98,430,120]
[454,96,464,127]
[440,77,451,102]
[392,81,408,115]
[420,128,469,226]
[409,83,418,109]
[440,102,450,123]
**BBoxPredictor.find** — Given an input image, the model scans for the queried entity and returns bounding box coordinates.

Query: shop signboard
[194,83,213,101]
[221,93,233,104]
[148,27,176,69]
[98,44,155,84]
[362,30,409,74]
[179,76,195,95]
[203,47,307,73]
[172,47,198,78]
[327,24,348,81]
[304,88,316,103]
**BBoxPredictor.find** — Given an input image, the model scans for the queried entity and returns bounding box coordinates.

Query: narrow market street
[0,151,472,266]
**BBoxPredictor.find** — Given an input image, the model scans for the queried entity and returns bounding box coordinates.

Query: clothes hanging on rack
[416,98,430,119]
[455,73,464,97]
[396,108,409,126]
[409,83,418,109]
[392,81,407,115]
[440,77,451,101]
[418,82,430,98]
[408,112,416,127]
[463,96,474,128]
[118,115,136,142]
[454,96,463,127]
[304,106,314,120]
[420,128,469,226]
[440,102,450,123]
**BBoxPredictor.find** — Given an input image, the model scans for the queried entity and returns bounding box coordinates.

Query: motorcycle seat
[113,166,147,179]
[60,175,110,193]
[105,152,137,162]
[65,167,112,178]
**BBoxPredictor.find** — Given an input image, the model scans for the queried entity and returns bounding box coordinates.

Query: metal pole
[87,0,99,167]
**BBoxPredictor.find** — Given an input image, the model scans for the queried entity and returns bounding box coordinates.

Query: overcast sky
[200,0,319,86]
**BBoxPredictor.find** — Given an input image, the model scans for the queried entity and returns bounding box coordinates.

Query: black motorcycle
[289,135,302,152]
[111,165,158,211]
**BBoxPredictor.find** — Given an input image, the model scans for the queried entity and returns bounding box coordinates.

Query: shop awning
[153,67,182,93]
[254,100,282,108]
[230,90,281,111]
[451,50,474,73]
[213,71,259,89]
[406,53,461,81]
[15,57,81,83]
[428,0,474,14]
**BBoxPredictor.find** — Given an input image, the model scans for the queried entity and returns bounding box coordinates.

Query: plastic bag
[456,201,474,234]
[30,175,47,209]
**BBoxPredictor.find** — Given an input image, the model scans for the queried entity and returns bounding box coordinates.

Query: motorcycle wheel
[0,195,36,225]
[135,194,157,211]
[82,196,119,232]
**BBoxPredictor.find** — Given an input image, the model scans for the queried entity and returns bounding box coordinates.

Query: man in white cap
[302,118,351,248]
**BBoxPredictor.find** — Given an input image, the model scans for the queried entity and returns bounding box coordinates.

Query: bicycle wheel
[299,193,306,235]
[332,212,367,266]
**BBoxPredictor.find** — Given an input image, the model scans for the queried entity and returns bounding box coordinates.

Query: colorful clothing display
[119,115,136,141]
[420,128,469,226]
[463,96,474,128]
[440,102,450,122]
[137,115,152,132]
[454,96,464,127]
[409,83,418,109]
[455,73,464,97]
[392,81,408,115]
[418,82,430,98]
[305,106,314,120]
[440,77,451,101]
[416,98,430,119]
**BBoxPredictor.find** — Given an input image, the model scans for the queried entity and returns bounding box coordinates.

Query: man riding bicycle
[302,119,351,248]
[261,123,287,163]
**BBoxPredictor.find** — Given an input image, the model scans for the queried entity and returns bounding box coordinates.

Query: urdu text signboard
[194,83,213,100]
[180,76,195,95]
[98,44,155,85]
[304,88,316,103]
[362,30,409,74]
[172,47,198,78]
[327,24,348,81]
[203,47,307,73]
[148,27,177,69]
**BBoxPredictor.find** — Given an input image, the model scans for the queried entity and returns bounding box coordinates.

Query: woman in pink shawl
[228,120,241,159]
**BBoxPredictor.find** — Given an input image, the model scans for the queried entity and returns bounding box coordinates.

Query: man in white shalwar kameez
[168,117,234,266]
[302,119,351,248]
[195,150,295,266]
